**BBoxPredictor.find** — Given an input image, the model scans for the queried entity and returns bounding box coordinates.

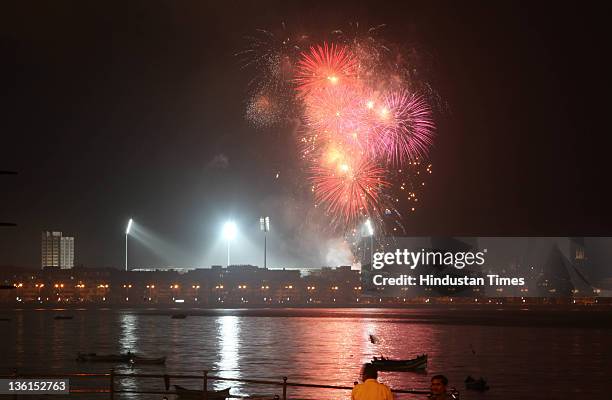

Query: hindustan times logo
[372,249,487,270]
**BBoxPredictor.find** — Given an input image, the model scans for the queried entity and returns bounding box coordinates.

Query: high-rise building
[60,236,74,268]
[41,231,74,269]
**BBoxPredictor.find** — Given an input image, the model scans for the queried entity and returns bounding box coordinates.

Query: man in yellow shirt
[351,363,394,400]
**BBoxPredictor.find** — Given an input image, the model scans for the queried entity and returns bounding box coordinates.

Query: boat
[77,352,165,364]
[171,314,187,319]
[76,352,131,362]
[54,315,73,320]
[465,375,489,391]
[129,356,166,365]
[371,354,428,371]
[174,385,231,399]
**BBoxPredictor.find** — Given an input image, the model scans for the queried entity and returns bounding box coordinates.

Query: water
[1,307,611,399]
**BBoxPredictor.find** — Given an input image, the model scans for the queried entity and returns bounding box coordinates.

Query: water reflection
[118,313,139,398]
[215,316,242,393]
[119,313,139,353]
[1,309,610,400]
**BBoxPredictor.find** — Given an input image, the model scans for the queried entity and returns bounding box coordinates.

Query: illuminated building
[42,231,74,269]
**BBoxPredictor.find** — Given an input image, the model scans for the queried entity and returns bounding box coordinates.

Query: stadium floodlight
[260,217,270,268]
[222,221,237,266]
[222,221,237,240]
[364,218,374,236]
[363,218,374,267]
[125,218,133,271]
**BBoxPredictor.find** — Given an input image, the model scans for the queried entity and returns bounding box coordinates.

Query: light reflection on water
[0,308,610,400]
[215,316,242,392]
[119,313,139,393]
[120,313,138,354]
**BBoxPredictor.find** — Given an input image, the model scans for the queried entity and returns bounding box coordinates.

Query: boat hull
[371,355,428,371]
[76,353,130,363]
[130,356,166,365]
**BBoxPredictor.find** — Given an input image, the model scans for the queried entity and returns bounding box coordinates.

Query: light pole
[259,216,270,268]
[364,218,374,266]
[125,218,133,272]
[222,221,237,267]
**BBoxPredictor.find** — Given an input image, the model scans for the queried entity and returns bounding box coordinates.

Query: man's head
[430,375,448,395]
[361,363,378,381]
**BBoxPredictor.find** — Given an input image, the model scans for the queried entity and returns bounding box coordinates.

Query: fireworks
[246,89,285,128]
[294,43,358,94]
[240,24,437,234]
[310,157,390,226]
[371,91,435,164]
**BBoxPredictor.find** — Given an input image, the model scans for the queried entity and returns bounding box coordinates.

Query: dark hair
[431,375,448,385]
[362,363,378,380]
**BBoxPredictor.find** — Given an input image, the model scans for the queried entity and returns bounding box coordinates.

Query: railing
[2,369,432,399]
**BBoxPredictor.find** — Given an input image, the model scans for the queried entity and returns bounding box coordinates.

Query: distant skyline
[1,1,609,268]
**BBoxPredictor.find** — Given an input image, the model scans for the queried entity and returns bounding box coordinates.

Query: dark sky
[1,1,610,269]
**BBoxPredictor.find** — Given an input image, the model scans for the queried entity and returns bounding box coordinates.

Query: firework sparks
[294,42,358,94]
[371,91,435,164]
[310,158,390,226]
[245,88,291,128]
[241,24,437,234]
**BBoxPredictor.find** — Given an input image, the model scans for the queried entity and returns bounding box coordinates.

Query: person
[351,363,393,400]
[429,375,452,400]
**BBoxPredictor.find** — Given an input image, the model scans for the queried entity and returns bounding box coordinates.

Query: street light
[125,218,133,272]
[259,216,270,268]
[222,221,237,266]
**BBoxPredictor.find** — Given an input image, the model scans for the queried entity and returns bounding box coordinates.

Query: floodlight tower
[222,221,237,267]
[125,218,133,272]
[364,218,374,266]
[260,217,270,268]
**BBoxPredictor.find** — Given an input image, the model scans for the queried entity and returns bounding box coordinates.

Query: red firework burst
[294,42,358,94]
[303,84,365,136]
[309,157,390,225]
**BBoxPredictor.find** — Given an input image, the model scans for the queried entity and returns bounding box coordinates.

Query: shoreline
[3,304,612,329]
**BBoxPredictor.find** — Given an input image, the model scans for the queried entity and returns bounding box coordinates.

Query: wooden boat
[371,354,428,371]
[465,375,489,391]
[174,385,231,399]
[171,314,187,319]
[54,315,73,320]
[76,352,131,362]
[129,356,166,365]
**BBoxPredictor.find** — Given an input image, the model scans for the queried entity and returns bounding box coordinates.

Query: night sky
[1,1,609,269]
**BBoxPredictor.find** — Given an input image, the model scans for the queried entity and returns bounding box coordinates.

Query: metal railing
[2,369,432,399]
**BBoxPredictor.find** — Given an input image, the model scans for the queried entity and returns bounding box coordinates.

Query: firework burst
[303,84,367,136]
[245,89,285,128]
[294,42,358,94]
[241,24,438,234]
[310,157,390,226]
[371,91,435,164]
